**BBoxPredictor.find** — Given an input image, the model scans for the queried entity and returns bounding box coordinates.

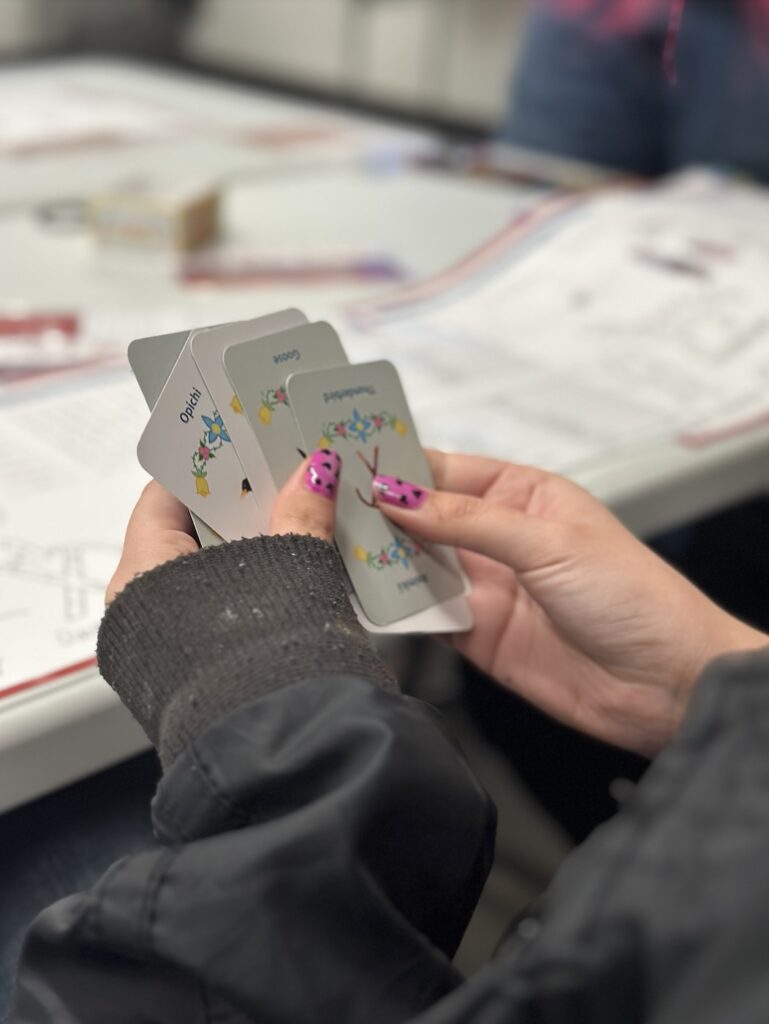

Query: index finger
[107,481,198,604]
[426,449,549,499]
[126,480,196,539]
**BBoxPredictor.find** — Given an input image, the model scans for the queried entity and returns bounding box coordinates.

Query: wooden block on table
[89,182,219,251]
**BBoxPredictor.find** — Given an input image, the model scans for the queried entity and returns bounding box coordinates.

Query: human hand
[106,450,341,603]
[106,481,199,603]
[373,451,767,756]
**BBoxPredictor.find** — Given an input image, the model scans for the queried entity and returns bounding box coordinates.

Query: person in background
[9,448,769,1022]
[501,0,769,181]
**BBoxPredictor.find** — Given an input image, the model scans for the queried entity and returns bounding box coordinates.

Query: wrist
[711,613,769,662]
[97,534,398,767]
[679,602,769,720]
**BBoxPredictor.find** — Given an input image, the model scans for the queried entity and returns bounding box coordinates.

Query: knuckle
[139,480,161,504]
[560,520,590,548]
[441,492,484,525]
[130,482,160,525]
[539,519,586,563]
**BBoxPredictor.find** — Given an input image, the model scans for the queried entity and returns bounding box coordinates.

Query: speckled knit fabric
[97,534,398,768]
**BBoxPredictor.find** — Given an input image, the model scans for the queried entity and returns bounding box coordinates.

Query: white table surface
[0,57,438,210]
[3,59,769,813]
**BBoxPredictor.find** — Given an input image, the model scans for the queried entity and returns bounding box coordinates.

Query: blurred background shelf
[0,0,525,133]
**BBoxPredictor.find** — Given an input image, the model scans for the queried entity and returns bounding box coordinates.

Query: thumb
[269,448,341,542]
[372,473,571,575]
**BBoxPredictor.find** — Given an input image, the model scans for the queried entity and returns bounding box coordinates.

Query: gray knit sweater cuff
[97,534,399,768]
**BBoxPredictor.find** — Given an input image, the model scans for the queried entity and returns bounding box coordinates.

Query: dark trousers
[501,1,769,182]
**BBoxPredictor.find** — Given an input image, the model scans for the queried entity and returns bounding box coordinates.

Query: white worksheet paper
[0,370,147,696]
[350,174,769,471]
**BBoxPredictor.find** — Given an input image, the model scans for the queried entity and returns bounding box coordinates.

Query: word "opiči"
[179,387,203,423]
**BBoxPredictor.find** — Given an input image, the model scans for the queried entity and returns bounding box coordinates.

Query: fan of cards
[128,309,472,634]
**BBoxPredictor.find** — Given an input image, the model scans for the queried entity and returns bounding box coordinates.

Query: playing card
[349,589,472,635]
[189,310,308,515]
[129,325,471,633]
[346,591,472,635]
[222,321,349,494]
[137,342,261,541]
[129,327,223,547]
[128,329,190,409]
[287,360,466,627]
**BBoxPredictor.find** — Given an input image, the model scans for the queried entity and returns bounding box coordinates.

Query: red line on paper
[680,409,769,448]
[347,192,584,323]
[0,656,98,701]
[0,313,78,337]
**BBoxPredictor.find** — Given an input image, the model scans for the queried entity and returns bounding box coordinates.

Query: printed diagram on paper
[0,536,118,630]
[0,371,148,695]
[350,177,769,470]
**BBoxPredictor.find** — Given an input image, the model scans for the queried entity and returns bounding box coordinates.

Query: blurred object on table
[0,312,112,386]
[90,180,219,251]
[180,244,407,288]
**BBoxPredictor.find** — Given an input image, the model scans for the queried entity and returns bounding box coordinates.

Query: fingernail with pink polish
[372,475,428,509]
[306,448,341,499]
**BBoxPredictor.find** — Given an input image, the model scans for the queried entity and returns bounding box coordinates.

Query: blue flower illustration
[348,409,373,442]
[202,413,231,444]
[388,538,413,568]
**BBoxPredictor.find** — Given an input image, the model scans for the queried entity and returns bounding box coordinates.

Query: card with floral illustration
[136,343,262,541]
[222,321,348,494]
[189,310,308,521]
[287,360,466,627]
[129,325,224,548]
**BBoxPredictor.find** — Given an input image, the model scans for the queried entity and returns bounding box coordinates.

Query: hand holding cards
[130,311,472,634]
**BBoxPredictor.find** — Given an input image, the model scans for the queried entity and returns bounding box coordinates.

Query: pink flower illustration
[373,415,384,428]
[275,388,288,404]
[335,423,347,436]
[198,445,211,460]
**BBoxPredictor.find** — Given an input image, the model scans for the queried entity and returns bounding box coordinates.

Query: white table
[0,60,535,811]
[3,60,769,813]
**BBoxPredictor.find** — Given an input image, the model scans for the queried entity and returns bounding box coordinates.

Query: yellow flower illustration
[354,545,368,562]
[195,476,210,497]
[230,394,243,415]
[318,435,332,448]
[394,419,407,436]
[259,404,272,425]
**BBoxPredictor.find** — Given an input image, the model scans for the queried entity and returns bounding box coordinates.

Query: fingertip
[372,474,429,510]
[269,448,341,541]
[305,447,342,501]
[372,473,508,557]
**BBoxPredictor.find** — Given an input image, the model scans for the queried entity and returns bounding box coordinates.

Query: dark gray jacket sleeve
[10,536,496,1024]
[16,533,769,1024]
